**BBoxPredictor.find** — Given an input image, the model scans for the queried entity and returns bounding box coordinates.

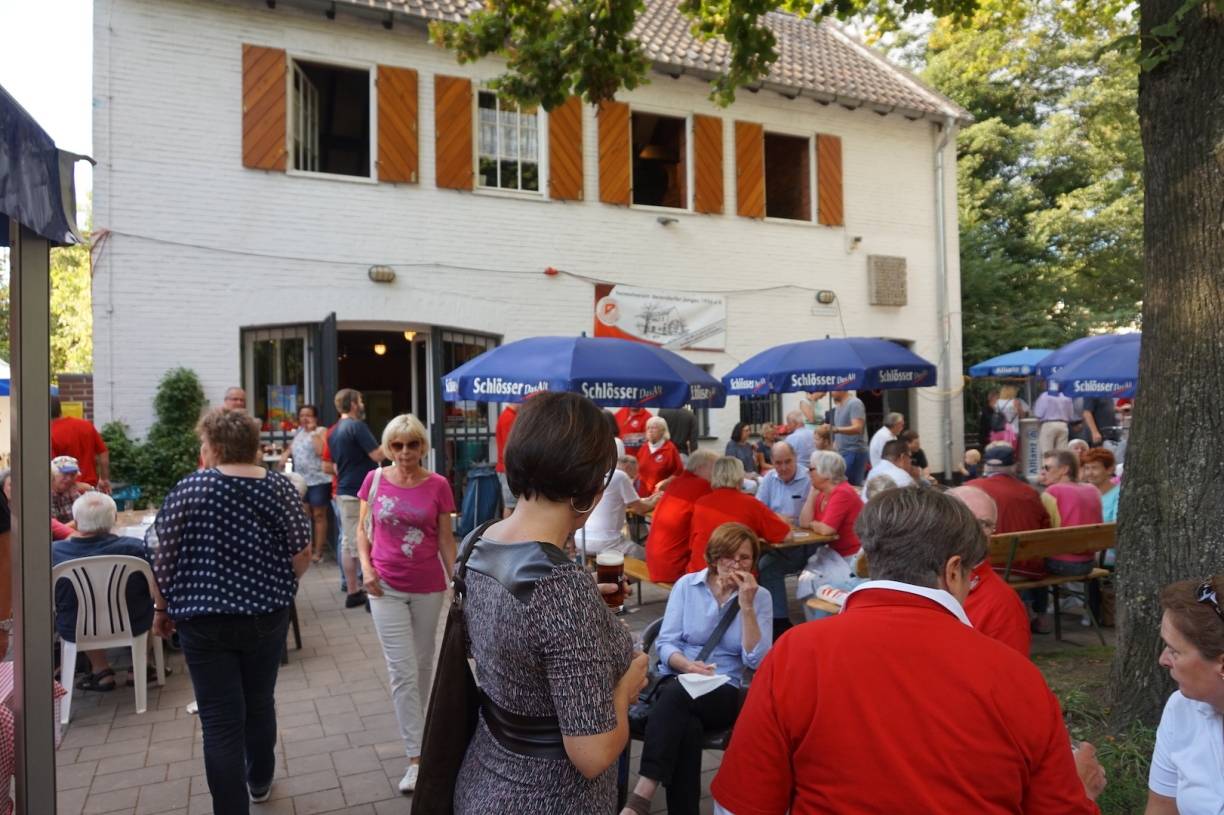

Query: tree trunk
[1110,1,1224,727]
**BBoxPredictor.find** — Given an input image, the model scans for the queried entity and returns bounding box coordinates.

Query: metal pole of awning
[8,223,56,813]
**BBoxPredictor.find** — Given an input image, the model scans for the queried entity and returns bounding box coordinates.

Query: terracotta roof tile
[329,0,970,121]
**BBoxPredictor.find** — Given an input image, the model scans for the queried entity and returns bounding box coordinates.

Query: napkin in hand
[677,672,731,699]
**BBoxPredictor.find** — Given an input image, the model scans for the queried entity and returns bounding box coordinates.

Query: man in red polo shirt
[948,486,1031,656]
[712,488,1105,815]
[686,458,791,574]
[50,397,110,491]
[644,450,717,583]
[967,443,1054,632]
[615,406,652,453]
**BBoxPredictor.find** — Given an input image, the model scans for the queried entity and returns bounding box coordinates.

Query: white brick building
[93,0,969,486]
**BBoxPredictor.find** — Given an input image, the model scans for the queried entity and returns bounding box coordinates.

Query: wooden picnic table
[774,527,837,549]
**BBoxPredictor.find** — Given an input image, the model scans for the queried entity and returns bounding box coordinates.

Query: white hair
[710,456,746,490]
[645,415,670,439]
[284,471,308,498]
[72,491,117,535]
[808,450,847,482]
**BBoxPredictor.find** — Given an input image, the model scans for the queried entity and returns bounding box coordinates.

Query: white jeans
[368,584,446,757]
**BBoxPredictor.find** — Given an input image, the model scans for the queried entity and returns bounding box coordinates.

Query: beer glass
[596,551,626,612]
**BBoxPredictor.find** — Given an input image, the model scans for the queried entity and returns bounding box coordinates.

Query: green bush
[100,368,206,507]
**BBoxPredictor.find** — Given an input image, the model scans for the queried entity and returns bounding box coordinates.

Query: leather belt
[479,690,567,760]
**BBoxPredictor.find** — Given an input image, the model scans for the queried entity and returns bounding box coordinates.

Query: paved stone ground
[62,563,1108,815]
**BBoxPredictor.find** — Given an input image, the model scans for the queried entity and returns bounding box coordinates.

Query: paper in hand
[677,672,731,699]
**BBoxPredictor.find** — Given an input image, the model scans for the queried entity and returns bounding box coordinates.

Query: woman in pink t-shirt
[1039,449,1103,577]
[356,414,456,794]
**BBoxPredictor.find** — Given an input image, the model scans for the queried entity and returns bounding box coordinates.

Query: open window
[632,112,687,208]
[291,60,371,177]
[764,132,811,221]
[478,91,540,192]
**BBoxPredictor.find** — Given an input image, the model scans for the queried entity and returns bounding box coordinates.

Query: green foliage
[50,242,92,373]
[99,368,205,507]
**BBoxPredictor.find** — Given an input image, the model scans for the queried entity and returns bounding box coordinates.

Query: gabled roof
[311,0,971,123]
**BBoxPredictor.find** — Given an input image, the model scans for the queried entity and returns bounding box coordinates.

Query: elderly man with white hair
[783,410,816,472]
[869,412,905,469]
[52,492,165,692]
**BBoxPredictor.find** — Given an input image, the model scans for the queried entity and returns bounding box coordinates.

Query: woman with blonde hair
[685,457,790,574]
[622,522,772,815]
[355,413,457,794]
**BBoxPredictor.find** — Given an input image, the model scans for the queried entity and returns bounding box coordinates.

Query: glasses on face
[1196,579,1224,624]
[1041,464,1058,472]
[389,439,422,453]
[978,518,997,534]
[718,554,755,566]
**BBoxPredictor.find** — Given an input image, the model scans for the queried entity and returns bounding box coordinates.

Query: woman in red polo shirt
[798,450,862,564]
[685,458,790,574]
[635,416,684,497]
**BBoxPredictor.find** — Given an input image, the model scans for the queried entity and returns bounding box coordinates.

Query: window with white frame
[477,91,540,192]
[632,111,687,208]
[291,60,371,177]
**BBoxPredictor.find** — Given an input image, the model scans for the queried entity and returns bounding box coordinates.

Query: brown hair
[334,388,362,415]
[1044,449,1080,480]
[1160,576,1224,660]
[705,522,761,567]
[504,392,617,507]
[1081,447,1116,470]
[197,407,261,465]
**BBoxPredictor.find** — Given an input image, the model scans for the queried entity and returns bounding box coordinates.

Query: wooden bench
[988,523,1116,644]
[623,556,671,593]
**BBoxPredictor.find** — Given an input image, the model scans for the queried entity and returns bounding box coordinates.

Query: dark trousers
[177,608,291,815]
[639,677,740,815]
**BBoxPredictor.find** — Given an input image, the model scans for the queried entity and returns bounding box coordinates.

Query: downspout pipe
[934,115,957,482]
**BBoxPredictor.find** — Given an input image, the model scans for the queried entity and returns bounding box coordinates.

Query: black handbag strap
[452,519,496,604]
[695,601,740,663]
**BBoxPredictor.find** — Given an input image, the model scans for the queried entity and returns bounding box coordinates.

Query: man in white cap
[51,456,93,524]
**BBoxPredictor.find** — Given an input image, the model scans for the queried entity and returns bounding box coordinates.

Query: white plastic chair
[53,555,166,724]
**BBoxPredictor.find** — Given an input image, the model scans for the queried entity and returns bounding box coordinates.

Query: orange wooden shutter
[548,96,584,201]
[817,133,844,226]
[434,75,473,190]
[377,66,419,184]
[735,121,764,218]
[242,44,287,171]
[692,114,723,215]
[597,100,631,206]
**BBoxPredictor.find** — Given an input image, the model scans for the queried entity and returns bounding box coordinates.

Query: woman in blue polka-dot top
[151,407,312,814]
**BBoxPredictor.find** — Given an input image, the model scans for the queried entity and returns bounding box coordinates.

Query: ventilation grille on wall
[867,255,908,306]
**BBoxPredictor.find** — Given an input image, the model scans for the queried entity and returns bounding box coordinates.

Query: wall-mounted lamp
[848,235,863,251]
[657,216,678,226]
[368,265,396,283]
[373,343,388,356]
[403,330,417,342]
[816,290,837,305]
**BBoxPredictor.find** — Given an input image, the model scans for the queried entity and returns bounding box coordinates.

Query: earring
[570,496,596,515]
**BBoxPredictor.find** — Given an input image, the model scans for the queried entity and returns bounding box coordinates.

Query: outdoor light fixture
[657,216,678,226]
[816,290,837,305]
[403,330,417,342]
[373,343,388,356]
[368,265,396,283]
[849,235,863,250]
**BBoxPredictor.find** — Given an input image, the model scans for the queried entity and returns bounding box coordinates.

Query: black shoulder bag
[628,601,740,736]
[411,520,494,815]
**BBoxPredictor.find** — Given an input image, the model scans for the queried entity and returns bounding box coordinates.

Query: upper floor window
[764,132,811,221]
[632,112,687,208]
[291,60,370,178]
[478,91,540,192]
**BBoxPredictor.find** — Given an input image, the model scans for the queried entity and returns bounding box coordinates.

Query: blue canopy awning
[967,348,1053,378]
[0,84,88,248]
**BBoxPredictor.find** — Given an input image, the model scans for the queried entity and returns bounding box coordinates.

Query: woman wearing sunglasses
[1146,574,1224,814]
[355,413,456,794]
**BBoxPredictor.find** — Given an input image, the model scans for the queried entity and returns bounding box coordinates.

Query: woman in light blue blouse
[621,523,772,815]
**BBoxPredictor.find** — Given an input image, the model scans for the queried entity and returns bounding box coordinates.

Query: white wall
[93,0,964,469]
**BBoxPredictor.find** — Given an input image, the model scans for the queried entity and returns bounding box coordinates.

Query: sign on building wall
[593,284,726,351]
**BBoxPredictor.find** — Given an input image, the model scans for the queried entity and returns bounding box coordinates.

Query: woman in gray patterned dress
[454,392,650,814]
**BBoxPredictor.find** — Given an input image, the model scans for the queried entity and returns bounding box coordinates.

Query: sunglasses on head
[389,439,422,452]
[1197,579,1224,624]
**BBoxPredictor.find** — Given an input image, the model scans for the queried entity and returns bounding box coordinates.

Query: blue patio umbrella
[1047,333,1140,398]
[1035,334,1134,379]
[441,335,726,408]
[968,348,1053,378]
[721,337,937,396]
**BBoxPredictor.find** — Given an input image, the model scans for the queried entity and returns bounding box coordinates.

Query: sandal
[127,665,171,686]
[621,792,652,815]
[76,669,116,692]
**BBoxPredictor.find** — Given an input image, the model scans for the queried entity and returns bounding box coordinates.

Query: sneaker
[398,764,419,794]
[345,590,368,609]
[249,781,272,803]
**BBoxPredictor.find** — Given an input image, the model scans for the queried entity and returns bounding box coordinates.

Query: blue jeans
[758,544,820,620]
[841,450,868,486]
[177,608,290,815]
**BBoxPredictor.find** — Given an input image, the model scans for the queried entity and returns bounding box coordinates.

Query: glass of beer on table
[596,551,626,612]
